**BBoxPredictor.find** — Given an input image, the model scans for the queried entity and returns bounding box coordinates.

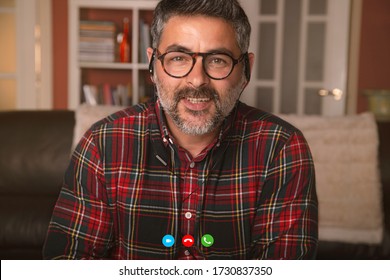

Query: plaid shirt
[43,101,318,259]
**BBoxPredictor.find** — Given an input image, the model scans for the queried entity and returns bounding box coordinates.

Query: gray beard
[155,78,245,136]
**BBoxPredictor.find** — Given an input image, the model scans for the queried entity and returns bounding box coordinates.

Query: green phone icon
[201,234,214,247]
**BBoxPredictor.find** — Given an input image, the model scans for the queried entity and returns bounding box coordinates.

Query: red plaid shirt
[43,101,318,259]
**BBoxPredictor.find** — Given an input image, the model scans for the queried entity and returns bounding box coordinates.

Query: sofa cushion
[0,195,56,246]
[0,111,74,195]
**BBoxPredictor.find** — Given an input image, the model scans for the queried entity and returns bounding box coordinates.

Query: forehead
[159,15,240,54]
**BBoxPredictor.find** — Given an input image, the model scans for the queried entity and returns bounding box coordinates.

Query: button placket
[181,162,198,244]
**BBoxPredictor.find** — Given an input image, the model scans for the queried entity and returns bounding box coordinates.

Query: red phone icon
[182,234,194,247]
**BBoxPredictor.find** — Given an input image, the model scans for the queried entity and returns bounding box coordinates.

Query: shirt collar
[154,99,238,149]
[154,100,171,147]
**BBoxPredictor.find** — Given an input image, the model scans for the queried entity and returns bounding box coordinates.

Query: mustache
[174,87,219,102]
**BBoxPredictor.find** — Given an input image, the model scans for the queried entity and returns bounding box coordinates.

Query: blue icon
[162,234,175,247]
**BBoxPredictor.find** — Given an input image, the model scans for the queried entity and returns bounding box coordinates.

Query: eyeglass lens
[161,52,236,79]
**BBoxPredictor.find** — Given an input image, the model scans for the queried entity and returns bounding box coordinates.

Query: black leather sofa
[0,111,74,259]
[0,110,389,259]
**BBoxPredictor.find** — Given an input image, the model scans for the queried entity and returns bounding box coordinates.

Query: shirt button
[184,250,190,256]
[189,162,195,168]
[185,212,192,219]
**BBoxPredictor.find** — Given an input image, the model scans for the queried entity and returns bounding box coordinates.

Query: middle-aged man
[43,0,318,259]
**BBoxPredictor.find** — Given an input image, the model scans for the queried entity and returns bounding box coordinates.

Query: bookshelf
[68,0,158,109]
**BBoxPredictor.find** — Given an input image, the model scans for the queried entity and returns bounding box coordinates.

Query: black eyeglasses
[154,49,246,80]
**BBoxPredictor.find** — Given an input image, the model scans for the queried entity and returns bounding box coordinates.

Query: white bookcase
[68,0,158,109]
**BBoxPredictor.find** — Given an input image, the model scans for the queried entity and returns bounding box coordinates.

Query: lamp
[363,89,390,121]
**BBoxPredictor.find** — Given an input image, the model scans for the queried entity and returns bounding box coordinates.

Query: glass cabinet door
[241,0,350,116]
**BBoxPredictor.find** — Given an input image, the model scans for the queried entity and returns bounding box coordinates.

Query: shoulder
[73,102,154,151]
[234,103,314,165]
[235,102,302,138]
[90,102,154,132]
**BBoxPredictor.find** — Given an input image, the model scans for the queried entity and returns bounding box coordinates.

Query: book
[139,19,151,63]
[83,84,98,105]
[79,20,116,63]
[103,83,113,105]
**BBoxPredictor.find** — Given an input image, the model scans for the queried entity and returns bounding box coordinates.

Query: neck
[165,114,220,158]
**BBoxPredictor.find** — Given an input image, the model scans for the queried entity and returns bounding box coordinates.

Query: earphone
[243,52,251,82]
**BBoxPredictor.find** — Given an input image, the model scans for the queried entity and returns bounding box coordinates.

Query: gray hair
[151,0,251,53]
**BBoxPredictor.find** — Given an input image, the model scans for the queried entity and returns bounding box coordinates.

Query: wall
[357,0,390,113]
[52,0,68,109]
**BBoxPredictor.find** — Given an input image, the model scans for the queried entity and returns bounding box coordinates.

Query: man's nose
[185,57,210,88]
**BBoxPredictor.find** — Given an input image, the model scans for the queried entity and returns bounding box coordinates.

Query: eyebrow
[163,44,235,57]
[164,44,191,53]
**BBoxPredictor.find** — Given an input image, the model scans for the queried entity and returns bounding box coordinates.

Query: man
[43,0,318,259]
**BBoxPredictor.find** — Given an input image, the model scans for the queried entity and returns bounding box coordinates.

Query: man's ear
[147,47,154,63]
[147,48,156,82]
[242,52,255,86]
[248,52,255,77]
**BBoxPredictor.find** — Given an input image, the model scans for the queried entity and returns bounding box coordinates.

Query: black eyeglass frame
[153,49,247,80]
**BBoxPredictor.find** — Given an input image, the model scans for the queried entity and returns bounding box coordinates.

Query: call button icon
[182,234,195,247]
[162,234,175,247]
[201,234,214,247]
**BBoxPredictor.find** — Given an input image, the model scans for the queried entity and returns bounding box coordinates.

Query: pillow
[279,112,383,244]
[72,104,125,150]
